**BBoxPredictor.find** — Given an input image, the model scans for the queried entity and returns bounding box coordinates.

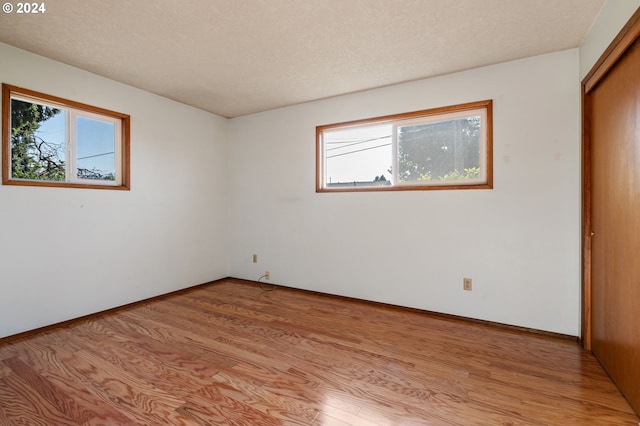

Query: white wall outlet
[265,271,270,280]
[252,254,257,263]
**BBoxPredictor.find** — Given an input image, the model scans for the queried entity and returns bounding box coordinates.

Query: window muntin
[2,84,130,190]
[317,100,492,192]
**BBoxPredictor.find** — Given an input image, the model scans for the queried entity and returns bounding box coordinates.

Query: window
[316,100,492,192]
[2,84,130,190]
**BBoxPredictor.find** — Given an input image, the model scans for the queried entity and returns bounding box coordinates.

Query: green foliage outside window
[398,117,481,183]
[11,99,65,181]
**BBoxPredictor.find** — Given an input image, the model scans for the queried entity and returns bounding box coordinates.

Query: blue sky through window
[36,110,116,178]
[76,116,116,177]
[35,109,66,164]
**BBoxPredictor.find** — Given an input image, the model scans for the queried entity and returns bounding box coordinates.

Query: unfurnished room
[1,1,639,424]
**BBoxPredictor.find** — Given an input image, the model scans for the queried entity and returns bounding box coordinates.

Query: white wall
[0,43,229,338]
[580,0,640,79]
[4,3,633,339]
[228,49,581,336]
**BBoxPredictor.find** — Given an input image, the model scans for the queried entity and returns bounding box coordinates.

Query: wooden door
[586,29,640,414]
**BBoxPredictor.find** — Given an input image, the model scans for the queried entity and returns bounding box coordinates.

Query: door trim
[581,7,640,350]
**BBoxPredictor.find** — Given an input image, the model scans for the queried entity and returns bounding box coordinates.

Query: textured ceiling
[0,0,604,118]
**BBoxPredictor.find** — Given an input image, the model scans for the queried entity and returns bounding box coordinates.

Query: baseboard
[228,277,579,342]
[0,276,578,345]
[0,278,229,344]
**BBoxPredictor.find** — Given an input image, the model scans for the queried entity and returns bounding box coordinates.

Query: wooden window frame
[316,100,493,192]
[2,83,130,190]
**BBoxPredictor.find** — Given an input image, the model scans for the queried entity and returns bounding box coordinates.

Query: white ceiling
[0,0,604,118]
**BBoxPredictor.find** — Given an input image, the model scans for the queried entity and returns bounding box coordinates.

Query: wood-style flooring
[0,279,637,425]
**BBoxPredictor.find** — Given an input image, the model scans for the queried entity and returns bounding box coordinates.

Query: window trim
[2,83,131,190]
[316,100,493,192]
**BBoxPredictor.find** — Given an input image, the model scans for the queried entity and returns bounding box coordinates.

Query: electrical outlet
[252,254,257,263]
[463,278,472,291]
[265,271,270,280]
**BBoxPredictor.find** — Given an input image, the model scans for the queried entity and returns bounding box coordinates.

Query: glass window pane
[76,116,116,181]
[10,98,66,181]
[317,100,491,192]
[397,116,481,183]
[324,124,392,188]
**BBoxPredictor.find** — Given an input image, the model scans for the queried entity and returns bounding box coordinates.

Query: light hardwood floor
[0,280,637,425]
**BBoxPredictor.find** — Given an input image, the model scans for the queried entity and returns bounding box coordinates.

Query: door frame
[581,8,640,350]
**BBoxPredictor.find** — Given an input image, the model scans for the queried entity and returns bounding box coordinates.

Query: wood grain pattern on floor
[0,280,637,425]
